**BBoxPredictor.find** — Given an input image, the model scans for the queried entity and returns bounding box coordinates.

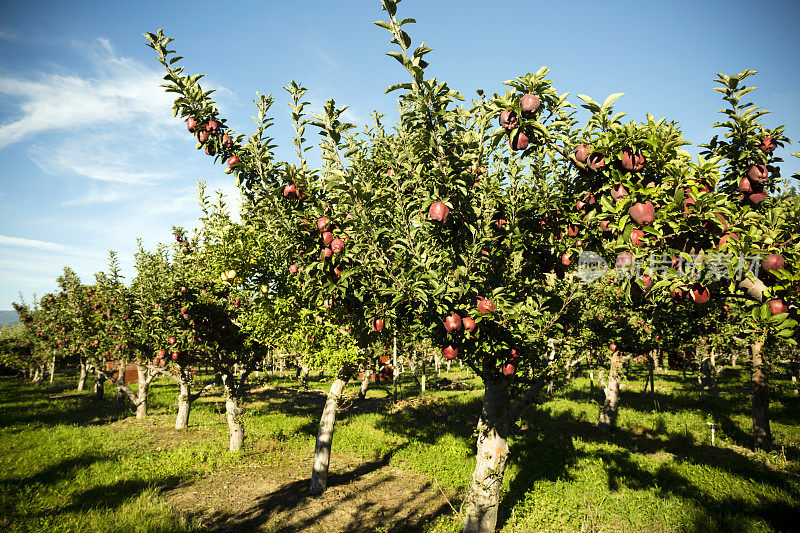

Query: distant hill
[0,310,20,327]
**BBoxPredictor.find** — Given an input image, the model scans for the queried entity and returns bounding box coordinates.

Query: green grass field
[0,363,798,532]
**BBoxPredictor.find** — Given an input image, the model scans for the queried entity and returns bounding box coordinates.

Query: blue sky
[1,0,798,309]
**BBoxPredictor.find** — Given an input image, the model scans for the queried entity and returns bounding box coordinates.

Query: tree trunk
[655,348,663,374]
[790,361,799,396]
[298,363,310,389]
[176,381,191,429]
[358,369,371,400]
[93,370,106,399]
[115,359,128,406]
[751,338,772,451]
[710,349,718,398]
[77,360,88,391]
[392,333,398,403]
[222,374,244,452]
[421,358,426,397]
[49,353,56,383]
[309,375,348,495]
[462,379,510,533]
[598,355,622,432]
[135,366,148,419]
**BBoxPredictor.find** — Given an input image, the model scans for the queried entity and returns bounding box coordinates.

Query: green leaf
[602,93,625,109]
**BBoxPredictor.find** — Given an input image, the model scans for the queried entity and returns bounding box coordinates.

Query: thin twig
[433,476,460,520]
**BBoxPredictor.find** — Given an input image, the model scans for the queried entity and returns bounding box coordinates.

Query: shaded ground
[167,445,454,532]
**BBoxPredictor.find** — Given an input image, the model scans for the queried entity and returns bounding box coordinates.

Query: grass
[0,362,798,532]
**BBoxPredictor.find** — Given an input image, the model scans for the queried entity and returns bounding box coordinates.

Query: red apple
[186,118,198,132]
[609,343,618,352]
[227,155,240,168]
[717,233,738,247]
[443,344,458,360]
[760,137,777,154]
[463,316,477,332]
[762,254,785,272]
[520,94,541,116]
[331,238,344,253]
[738,177,753,193]
[502,363,516,376]
[510,130,530,151]
[373,318,384,331]
[600,220,612,232]
[283,184,297,197]
[477,298,495,314]
[587,152,606,171]
[444,312,462,332]
[316,217,330,232]
[198,131,208,143]
[168,336,176,345]
[320,247,333,260]
[205,120,219,133]
[616,252,634,268]
[630,228,645,246]
[499,110,518,129]
[621,150,645,171]
[429,201,450,222]
[700,339,707,346]
[691,284,710,304]
[748,164,769,183]
[561,253,572,266]
[159,360,166,367]
[574,145,591,163]
[171,352,179,360]
[611,184,628,201]
[321,232,334,245]
[767,299,788,315]
[222,134,233,148]
[629,201,655,226]
[746,191,768,205]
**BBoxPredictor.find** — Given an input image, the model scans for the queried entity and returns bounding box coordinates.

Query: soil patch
[167,447,455,532]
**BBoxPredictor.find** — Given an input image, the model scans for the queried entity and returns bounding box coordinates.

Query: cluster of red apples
[499,93,541,150]
[186,117,240,169]
[738,137,778,205]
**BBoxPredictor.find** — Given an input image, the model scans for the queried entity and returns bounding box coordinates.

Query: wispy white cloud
[29,135,187,185]
[60,184,131,206]
[0,37,176,149]
[0,234,103,258]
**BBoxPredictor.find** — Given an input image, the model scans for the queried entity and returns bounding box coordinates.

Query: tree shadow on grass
[496,406,800,531]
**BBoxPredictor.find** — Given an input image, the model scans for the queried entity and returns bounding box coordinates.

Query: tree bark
[222,374,244,452]
[115,359,128,406]
[598,355,622,432]
[462,378,510,533]
[309,375,348,495]
[49,353,56,383]
[93,370,106,399]
[135,365,148,419]
[421,358,426,397]
[298,363,310,389]
[358,369,372,400]
[176,381,191,429]
[751,338,772,451]
[77,360,88,391]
